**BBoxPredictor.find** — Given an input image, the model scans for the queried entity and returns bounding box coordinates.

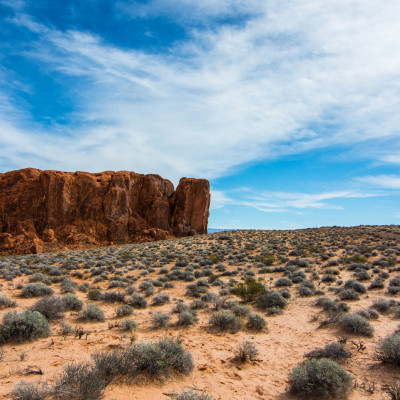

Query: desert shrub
[62,294,83,311]
[246,313,266,332]
[257,292,287,310]
[298,286,314,297]
[102,291,125,303]
[234,340,260,362]
[21,283,54,298]
[315,297,349,319]
[343,280,366,293]
[371,298,397,314]
[338,289,359,301]
[338,313,374,337]
[275,277,293,287]
[80,304,106,322]
[31,296,65,320]
[209,311,240,333]
[152,294,170,306]
[127,293,148,308]
[186,283,208,298]
[168,389,214,400]
[60,278,77,293]
[152,312,170,329]
[11,381,48,400]
[87,289,102,301]
[177,311,197,326]
[231,278,268,302]
[369,278,385,289]
[279,288,291,299]
[115,304,133,317]
[0,310,50,343]
[0,294,17,308]
[123,338,194,378]
[376,333,400,366]
[190,299,207,309]
[305,341,351,362]
[289,358,352,399]
[59,321,74,336]
[321,274,337,283]
[53,362,106,400]
[231,304,250,317]
[355,309,379,320]
[120,319,137,332]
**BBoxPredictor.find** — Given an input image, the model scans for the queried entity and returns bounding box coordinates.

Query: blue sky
[1,0,400,229]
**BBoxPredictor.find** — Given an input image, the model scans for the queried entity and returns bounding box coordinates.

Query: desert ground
[1,225,400,399]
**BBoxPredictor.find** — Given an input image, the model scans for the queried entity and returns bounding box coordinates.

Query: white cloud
[209,187,381,213]
[358,175,400,189]
[1,1,400,185]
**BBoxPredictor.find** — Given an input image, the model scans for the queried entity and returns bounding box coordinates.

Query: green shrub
[338,313,374,337]
[127,293,148,308]
[376,334,400,365]
[371,297,397,314]
[80,304,106,322]
[124,338,194,378]
[231,278,268,302]
[275,277,293,287]
[62,293,83,311]
[0,294,17,309]
[289,358,352,398]
[209,311,240,333]
[0,310,50,343]
[234,340,260,363]
[11,381,48,400]
[87,289,102,301]
[246,313,266,332]
[257,292,287,310]
[152,312,170,329]
[21,283,54,298]
[115,304,133,317]
[338,289,359,301]
[120,319,137,332]
[53,362,106,400]
[168,389,214,400]
[305,341,351,362]
[30,296,65,321]
[177,310,197,326]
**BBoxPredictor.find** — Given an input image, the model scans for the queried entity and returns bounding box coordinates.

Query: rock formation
[0,168,210,254]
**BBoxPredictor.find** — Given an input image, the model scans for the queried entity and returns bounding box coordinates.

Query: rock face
[0,168,210,254]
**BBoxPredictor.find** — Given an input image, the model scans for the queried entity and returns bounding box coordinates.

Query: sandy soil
[1,226,400,399]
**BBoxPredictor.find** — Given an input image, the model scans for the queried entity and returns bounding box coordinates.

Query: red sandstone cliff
[0,168,210,254]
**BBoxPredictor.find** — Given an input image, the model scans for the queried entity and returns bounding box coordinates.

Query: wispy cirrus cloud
[357,175,400,190]
[210,188,381,213]
[0,0,400,186]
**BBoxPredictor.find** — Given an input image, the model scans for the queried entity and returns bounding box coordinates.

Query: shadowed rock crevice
[0,168,210,254]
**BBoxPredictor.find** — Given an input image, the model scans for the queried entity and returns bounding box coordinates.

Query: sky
[0,0,400,230]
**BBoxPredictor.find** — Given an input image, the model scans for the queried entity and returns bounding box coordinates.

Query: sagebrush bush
[0,294,17,309]
[80,304,106,322]
[177,310,197,326]
[30,296,65,321]
[209,311,240,333]
[11,381,48,400]
[53,362,106,400]
[0,310,50,343]
[338,289,359,301]
[120,319,137,332]
[127,293,147,308]
[338,313,374,337]
[234,340,260,362]
[115,304,133,317]
[376,333,400,365]
[246,313,266,332]
[305,341,351,362]
[168,389,214,400]
[21,283,54,298]
[257,292,287,310]
[289,358,352,399]
[62,293,83,311]
[152,312,170,329]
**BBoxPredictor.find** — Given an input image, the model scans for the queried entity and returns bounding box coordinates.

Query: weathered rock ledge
[0,168,210,254]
